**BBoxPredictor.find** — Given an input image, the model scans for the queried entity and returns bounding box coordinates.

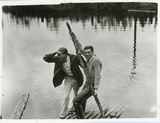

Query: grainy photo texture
[1,2,157,119]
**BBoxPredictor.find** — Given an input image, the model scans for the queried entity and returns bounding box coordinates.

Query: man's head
[84,45,94,61]
[57,47,68,56]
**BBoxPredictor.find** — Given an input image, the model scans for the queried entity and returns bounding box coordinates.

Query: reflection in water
[45,17,59,32]
[130,18,137,80]
[8,15,31,29]
[3,12,157,32]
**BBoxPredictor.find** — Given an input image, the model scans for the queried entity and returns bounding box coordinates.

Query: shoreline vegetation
[3,2,157,17]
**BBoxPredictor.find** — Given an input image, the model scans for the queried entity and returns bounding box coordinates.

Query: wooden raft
[64,106,123,119]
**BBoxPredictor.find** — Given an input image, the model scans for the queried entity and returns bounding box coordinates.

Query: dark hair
[84,45,94,52]
[58,47,68,54]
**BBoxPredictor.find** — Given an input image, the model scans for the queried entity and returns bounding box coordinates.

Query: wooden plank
[116,112,123,118]
[65,113,74,119]
[115,106,124,118]
[98,108,109,119]
[85,111,95,119]
[93,108,108,119]
[72,114,78,119]
[104,106,117,118]
[89,112,99,119]
[64,107,122,119]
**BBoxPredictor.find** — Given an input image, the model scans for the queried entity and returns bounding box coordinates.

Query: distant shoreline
[3,2,157,17]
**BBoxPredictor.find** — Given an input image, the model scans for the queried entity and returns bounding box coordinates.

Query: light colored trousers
[60,77,79,117]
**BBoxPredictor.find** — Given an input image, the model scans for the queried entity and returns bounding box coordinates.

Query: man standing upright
[73,45,102,119]
[43,47,84,118]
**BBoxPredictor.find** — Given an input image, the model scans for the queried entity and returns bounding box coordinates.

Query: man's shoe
[59,115,66,119]
[59,114,66,119]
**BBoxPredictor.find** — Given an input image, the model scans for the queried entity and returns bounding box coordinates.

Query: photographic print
[1,2,157,119]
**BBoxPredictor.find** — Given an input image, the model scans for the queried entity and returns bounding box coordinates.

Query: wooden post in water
[133,17,137,70]
[131,17,137,77]
[11,93,30,119]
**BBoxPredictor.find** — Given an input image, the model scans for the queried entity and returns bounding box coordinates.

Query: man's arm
[43,52,62,63]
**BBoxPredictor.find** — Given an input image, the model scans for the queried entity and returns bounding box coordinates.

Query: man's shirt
[63,55,73,77]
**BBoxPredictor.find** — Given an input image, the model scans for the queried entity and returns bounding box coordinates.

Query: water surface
[2,11,157,118]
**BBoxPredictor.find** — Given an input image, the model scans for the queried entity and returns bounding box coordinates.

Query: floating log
[11,93,30,119]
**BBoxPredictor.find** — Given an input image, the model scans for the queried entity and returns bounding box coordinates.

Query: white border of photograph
[0,0,159,122]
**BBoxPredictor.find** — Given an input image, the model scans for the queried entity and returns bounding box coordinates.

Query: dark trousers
[73,86,93,119]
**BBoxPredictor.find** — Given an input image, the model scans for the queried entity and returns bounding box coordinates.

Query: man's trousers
[60,77,79,118]
[73,86,93,119]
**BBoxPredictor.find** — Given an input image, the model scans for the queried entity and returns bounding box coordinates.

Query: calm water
[2,12,157,118]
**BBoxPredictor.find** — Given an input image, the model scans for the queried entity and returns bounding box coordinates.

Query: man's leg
[82,100,87,112]
[73,88,92,119]
[59,77,72,118]
[69,78,79,112]
[72,78,79,97]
